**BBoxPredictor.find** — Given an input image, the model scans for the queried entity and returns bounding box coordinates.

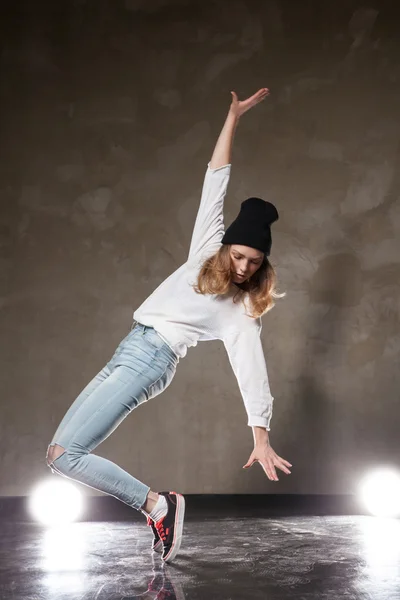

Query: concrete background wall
[1,0,399,496]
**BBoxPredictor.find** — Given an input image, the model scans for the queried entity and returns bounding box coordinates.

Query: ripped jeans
[46,322,179,511]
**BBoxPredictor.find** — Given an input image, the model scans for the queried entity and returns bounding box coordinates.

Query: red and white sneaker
[147,515,163,553]
[146,491,175,553]
[154,492,185,563]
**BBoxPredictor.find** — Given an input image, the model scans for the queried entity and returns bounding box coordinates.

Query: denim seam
[133,325,178,362]
[147,361,174,398]
[53,347,168,456]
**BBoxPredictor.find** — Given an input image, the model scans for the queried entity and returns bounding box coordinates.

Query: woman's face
[229,245,264,283]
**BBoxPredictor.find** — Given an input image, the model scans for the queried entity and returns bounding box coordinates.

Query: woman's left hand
[243,444,292,481]
[229,87,270,118]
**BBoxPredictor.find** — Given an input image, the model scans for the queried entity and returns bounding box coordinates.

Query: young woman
[46,87,292,563]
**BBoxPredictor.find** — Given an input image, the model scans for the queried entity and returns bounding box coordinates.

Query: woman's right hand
[229,87,270,119]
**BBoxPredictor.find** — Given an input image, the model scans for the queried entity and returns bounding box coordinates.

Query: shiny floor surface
[2,516,400,599]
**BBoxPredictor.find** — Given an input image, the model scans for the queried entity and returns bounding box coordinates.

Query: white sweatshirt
[134,163,274,429]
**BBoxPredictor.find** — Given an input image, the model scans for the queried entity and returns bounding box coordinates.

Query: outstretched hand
[243,444,292,482]
[229,87,270,118]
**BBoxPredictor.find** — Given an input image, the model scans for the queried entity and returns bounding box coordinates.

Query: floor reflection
[73,555,185,600]
[359,517,400,579]
[2,516,400,599]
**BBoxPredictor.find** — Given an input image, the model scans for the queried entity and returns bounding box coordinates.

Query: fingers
[253,87,269,98]
[244,452,292,481]
[260,459,279,482]
[247,90,269,107]
[277,463,291,475]
[232,88,268,100]
[247,90,269,112]
[232,88,269,107]
[244,455,277,480]
[275,456,292,475]
[254,88,270,101]
[262,455,293,479]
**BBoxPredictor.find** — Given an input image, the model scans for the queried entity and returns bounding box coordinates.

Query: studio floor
[2,514,400,599]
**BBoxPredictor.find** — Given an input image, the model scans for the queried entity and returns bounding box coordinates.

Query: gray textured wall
[1,0,399,497]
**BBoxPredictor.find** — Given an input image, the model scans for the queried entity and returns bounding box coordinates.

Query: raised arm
[188,88,270,259]
[210,88,270,169]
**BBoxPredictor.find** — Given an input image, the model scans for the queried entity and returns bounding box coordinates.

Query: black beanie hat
[221,197,279,256]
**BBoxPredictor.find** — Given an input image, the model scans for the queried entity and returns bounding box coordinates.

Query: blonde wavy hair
[193,244,285,318]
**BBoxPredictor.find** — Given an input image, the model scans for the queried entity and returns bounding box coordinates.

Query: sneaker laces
[155,519,169,542]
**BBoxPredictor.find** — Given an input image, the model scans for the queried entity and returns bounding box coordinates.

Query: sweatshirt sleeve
[223,325,274,429]
[188,162,231,259]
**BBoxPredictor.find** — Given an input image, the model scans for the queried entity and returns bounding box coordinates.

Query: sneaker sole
[162,493,185,563]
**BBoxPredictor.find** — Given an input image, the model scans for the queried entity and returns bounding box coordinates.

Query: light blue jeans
[47,322,179,511]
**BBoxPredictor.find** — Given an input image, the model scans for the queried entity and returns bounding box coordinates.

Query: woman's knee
[46,444,66,468]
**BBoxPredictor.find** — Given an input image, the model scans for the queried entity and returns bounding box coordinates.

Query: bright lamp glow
[42,525,86,573]
[361,517,400,574]
[29,479,84,525]
[359,468,400,518]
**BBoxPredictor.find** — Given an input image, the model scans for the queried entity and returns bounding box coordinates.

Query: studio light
[28,479,84,526]
[359,468,400,518]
